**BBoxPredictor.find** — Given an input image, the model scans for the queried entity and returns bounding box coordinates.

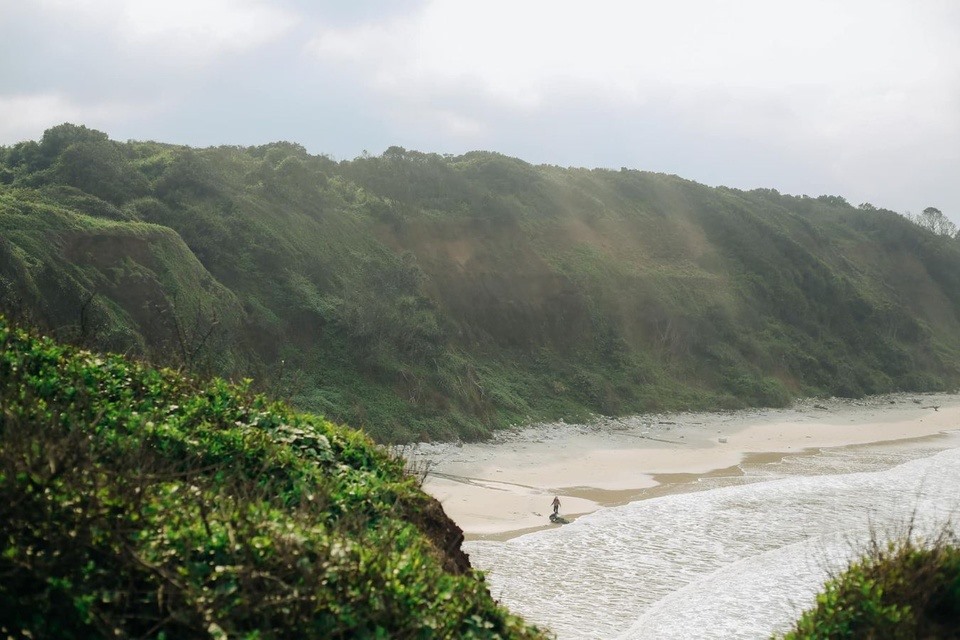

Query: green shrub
[0,318,544,639]
[782,532,960,639]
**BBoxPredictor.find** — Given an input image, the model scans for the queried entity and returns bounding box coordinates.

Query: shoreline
[409,393,960,541]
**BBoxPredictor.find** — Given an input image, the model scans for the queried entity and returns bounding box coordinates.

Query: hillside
[3,124,960,441]
[0,317,542,638]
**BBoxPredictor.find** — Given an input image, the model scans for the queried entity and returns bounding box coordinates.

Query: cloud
[307,0,960,146]
[305,0,960,216]
[4,1,957,219]
[37,0,297,61]
[0,93,162,144]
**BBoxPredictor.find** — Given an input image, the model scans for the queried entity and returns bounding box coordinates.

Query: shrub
[782,530,960,639]
[0,318,544,639]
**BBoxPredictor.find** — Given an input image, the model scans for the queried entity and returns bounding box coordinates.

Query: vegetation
[3,125,960,441]
[782,530,960,639]
[909,206,958,238]
[0,316,543,638]
[3,124,959,635]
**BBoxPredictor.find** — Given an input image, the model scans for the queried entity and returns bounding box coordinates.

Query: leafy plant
[782,530,960,639]
[0,317,545,638]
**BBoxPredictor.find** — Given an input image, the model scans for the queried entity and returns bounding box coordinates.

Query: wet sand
[408,393,960,540]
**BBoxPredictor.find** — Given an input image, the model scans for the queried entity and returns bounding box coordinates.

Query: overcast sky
[2,0,958,218]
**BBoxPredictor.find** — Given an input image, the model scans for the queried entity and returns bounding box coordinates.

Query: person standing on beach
[551,496,561,515]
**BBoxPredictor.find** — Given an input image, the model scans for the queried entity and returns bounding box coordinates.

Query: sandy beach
[409,393,960,540]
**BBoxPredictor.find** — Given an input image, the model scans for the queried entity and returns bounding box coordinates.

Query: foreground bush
[0,318,543,639]
[783,531,960,639]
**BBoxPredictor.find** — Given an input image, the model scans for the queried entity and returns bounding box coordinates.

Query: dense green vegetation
[0,316,542,638]
[3,124,960,441]
[782,532,960,639]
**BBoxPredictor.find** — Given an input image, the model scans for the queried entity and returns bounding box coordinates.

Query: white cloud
[433,110,485,138]
[7,0,958,217]
[307,0,960,150]
[0,93,160,143]
[38,0,297,60]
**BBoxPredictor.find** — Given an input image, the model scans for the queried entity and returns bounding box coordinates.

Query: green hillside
[0,317,541,638]
[3,124,960,441]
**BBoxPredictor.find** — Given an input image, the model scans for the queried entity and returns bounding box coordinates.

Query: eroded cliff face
[406,492,473,575]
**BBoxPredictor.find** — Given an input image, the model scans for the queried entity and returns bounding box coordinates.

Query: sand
[407,393,960,540]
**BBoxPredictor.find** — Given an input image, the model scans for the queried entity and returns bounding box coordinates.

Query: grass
[0,316,545,638]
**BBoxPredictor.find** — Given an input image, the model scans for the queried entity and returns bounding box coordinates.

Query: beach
[410,393,960,539]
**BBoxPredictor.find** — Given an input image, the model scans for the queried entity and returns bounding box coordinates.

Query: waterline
[465,432,960,639]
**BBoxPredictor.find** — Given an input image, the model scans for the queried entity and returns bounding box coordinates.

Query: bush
[782,531,960,639]
[0,318,544,639]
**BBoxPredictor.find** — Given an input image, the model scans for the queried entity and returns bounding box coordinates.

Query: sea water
[464,432,960,639]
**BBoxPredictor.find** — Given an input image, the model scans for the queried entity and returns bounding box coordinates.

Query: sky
[1,0,958,219]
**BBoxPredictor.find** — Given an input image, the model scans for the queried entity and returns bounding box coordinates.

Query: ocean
[464,430,960,639]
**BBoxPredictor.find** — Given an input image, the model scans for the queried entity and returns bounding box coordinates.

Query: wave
[465,433,960,639]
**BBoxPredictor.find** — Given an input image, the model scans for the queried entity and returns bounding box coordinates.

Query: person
[551,496,561,515]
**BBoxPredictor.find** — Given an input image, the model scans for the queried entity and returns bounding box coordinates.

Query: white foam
[465,434,960,639]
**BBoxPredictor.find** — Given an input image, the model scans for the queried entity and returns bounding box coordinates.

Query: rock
[718,437,728,443]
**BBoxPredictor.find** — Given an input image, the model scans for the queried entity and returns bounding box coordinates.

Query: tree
[39,123,109,162]
[914,206,957,237]
[817,195,850,207]
[53,140,149,204]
